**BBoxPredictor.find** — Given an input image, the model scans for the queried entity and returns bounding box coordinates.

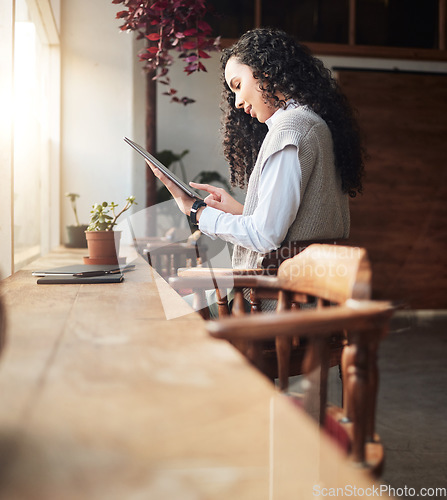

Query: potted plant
[84,196,137,265]
[65,193,89,248]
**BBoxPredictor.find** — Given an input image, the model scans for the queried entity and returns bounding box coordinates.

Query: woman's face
[224,57,278,123]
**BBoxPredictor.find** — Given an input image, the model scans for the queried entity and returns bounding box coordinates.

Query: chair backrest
[175,239,349,317]
[256,238,347,271]
[144,231,208,280]
[277,244,371,303]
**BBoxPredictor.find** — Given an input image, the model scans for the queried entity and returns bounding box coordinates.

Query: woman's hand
[189,182,244,215]
[146,160,194,215]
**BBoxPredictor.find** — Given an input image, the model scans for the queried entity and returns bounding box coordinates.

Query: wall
[60,0,136,234]
[338,70,447,308]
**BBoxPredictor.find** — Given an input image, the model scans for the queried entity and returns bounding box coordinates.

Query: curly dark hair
[221,27,364,197]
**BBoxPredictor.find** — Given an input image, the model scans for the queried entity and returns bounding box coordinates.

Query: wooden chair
[169,242,348,390]
[205,244,395,474]
[142,231,208,282]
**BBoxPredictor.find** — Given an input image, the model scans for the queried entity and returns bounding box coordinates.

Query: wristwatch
[190,199,207,226]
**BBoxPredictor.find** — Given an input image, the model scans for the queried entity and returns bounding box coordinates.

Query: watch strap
[190,199,207,226]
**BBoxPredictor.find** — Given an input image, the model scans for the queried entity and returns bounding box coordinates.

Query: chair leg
[341,341,350,421]
[230,289,258,365]
[276,336,292,391]
[275,290,292,391]
[215,287,230,317]
[366,330,382,442]
[338,362,343,407]
[344,331,368,464]
[303,338,330,426]
[193,290,210,320]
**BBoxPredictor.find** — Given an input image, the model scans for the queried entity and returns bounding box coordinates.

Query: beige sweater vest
[232,106,350,270]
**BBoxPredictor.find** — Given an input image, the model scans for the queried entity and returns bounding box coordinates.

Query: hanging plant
[112,0,220,105]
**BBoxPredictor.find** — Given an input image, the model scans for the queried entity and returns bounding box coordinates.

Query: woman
[148,27,364,273]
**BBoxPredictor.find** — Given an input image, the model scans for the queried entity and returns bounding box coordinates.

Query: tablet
[36,275,124,285]
[32,264,135,277]
[124,137,203,200]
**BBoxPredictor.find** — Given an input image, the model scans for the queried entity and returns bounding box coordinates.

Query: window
[356,0,439,48]
[209,0,446,59]
[14,1,42,267]
[208,0,254,39]
[263,0,349,45]
[12,0,60,271]
[0,0,60,276]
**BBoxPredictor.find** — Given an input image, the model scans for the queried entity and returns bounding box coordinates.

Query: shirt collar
[266,99,299,130]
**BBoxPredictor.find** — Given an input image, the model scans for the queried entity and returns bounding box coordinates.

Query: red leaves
[197,20,212,34]
[112,0,221,105]
[184,63,198,74]
[182,40,197,50]
[183,28,198,37]
[152,1,169,10]
[171,96,196,105]
[184,60,207,75]
[146,33,160,41]
[185,54,198,63]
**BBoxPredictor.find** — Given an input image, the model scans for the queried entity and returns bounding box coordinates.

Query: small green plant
[65,192,82,226]
[87,196,137,231]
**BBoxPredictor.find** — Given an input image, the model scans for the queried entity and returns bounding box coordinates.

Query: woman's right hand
[189,182,244,215]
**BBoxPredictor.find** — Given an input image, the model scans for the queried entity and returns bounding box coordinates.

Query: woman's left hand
[146,160,194,215]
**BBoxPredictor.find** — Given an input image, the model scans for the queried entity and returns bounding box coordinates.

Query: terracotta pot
[66,225,88,248]
[85,231,121,264]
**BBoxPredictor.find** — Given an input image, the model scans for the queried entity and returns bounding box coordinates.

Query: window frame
[218,0,447,61]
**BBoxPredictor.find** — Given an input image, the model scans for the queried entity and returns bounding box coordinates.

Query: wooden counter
[0,248,389,499]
